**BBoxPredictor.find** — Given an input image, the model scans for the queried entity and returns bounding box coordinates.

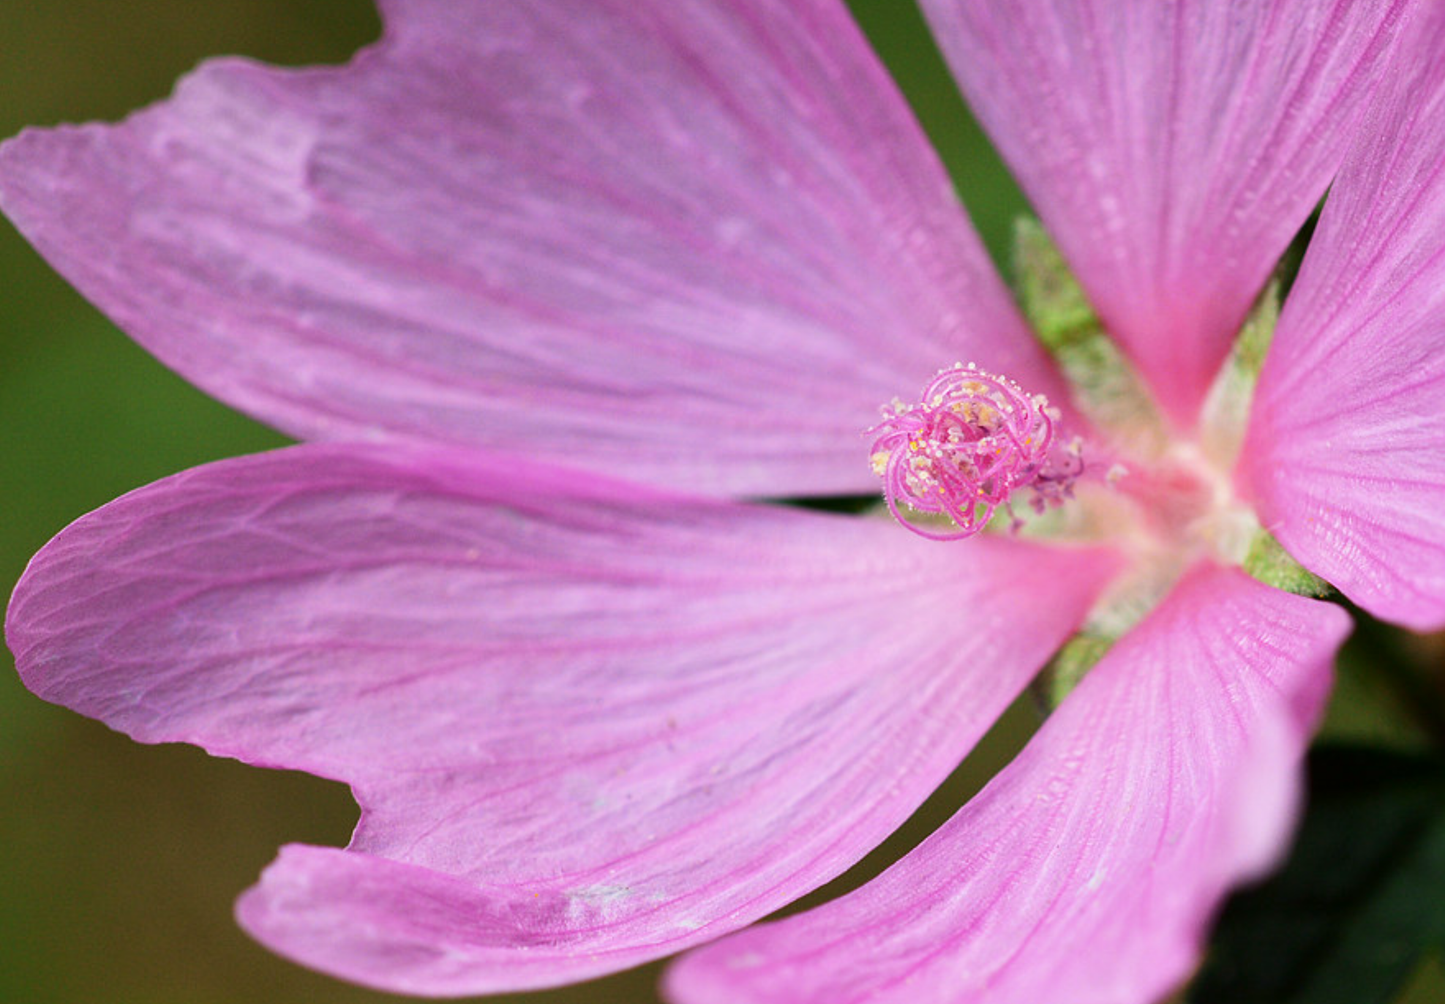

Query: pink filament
[867,365,1079,540]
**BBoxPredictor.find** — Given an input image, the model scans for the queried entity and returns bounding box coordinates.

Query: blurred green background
[1,3,1441,1003]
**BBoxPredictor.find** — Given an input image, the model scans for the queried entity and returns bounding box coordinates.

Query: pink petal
[0,0,1058,499]
[919,0,1410,427]
[666,564,1349,1004]
[1242,5,1445,631]
[6,444,1118,995]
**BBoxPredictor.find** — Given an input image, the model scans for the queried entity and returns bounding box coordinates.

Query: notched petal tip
[9,442,1119,996]
[0,0,1056,499]
[236,845,611,997]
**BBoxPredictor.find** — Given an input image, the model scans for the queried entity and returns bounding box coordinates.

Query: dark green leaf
[1192,745,1445,1004]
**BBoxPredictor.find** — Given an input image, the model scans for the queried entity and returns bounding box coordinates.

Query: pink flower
[4,1,1442,1001]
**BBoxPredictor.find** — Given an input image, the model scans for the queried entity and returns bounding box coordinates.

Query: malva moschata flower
[4,1,1444,1002]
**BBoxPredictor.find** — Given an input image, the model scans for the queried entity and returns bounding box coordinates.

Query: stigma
[867,364,1082,540]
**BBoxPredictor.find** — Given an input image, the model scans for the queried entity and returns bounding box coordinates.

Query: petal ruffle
[919,0,1409,427]
[666,565,1349,1004]
[0,0,1058,499]
[1243,3,1445,631]
[6,444,1117,995]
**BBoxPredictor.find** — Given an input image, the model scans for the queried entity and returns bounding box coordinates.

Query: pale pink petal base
[1244,3,1445,630]
[7,444,1117,995]
[921,0,1409,426]
[0,0,1059,499]
[666,565,1349,1004]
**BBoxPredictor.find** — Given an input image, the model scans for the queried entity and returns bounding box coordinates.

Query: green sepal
[1011,216,1166,449]
[1197,278,1281,469]
[1013,216,1100,349]
[1032,629,1115,712]
[1233,278,1279,377]
[1244,530,1333,598]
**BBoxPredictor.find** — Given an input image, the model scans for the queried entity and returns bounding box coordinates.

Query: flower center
[867,364,1082,540]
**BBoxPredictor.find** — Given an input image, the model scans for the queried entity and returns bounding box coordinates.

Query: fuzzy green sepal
[1013,216,1100,349]
[1012,217,1165,449]
[1033,630,1115,712]
[1245,530,1334,598]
